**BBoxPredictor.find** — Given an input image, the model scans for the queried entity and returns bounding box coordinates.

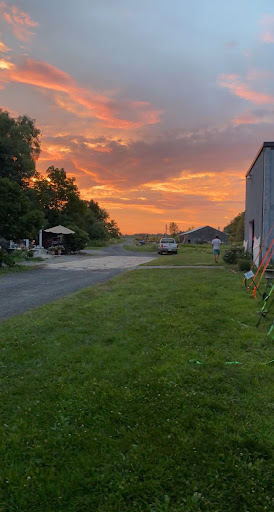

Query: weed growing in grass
[0,268,273,511]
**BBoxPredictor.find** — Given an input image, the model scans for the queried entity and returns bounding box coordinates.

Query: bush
[222,247,245,264]
[238,258,252,272]
[0,248,16,267]
[0,248,6,267]
[12,248,27,261]
[5,253,16,267]
[66,225,89,252]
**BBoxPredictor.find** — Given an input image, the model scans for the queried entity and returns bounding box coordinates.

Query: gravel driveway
[0,245,157,321]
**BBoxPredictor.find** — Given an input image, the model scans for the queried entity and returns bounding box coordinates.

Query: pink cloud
[260,14,274,24]
[262,31,274,43]
[0,2,39,41]
[218,73,274,105]
[0,40,11,52]
[233,112,259,125]
[260,14,274,44]
[233,107,274,126]
[0,57,162,129]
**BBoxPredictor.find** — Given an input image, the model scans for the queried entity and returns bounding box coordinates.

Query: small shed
[179,226,228,244]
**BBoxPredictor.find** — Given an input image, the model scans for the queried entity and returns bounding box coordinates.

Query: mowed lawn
[126,243,219,266]
[0,266,273,511]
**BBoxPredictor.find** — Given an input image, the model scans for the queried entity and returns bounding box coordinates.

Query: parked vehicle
[158,238,178,254]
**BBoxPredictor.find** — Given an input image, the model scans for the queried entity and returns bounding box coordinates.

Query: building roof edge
[246,142,274,177]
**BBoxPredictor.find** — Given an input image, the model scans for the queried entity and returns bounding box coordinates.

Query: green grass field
[125,243,220,266]
[1,264,273,511]
[150,244,216,266]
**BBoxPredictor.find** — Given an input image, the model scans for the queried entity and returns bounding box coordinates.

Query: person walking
[212,235,221,263]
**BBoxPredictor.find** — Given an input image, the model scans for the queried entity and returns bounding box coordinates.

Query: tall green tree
[32,168,121,240]
[0,108,122,244]
[106,219,121,238]
[63,195,89,230]
[33,167,81,226]
[33,167,79,212]
[224,212,245,242]
[0,110,40,186]
[88,199,109,222]
[0,178,44,239]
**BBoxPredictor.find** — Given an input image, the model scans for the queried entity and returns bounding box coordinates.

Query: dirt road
[0,245,157,320]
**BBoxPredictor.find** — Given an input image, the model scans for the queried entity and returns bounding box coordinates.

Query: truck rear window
[161,239,175,243]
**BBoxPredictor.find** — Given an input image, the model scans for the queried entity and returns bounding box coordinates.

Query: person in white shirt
[211,235,222,263]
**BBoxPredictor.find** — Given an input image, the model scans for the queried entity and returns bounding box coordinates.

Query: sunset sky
[1,1,274,234]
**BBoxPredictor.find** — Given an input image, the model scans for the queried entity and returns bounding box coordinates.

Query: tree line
[0,109,121,250]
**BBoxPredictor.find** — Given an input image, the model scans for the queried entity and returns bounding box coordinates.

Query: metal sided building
[179,226,228,244]
[244,142,274,263]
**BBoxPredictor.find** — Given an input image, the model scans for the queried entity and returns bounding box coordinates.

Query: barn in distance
[179,226,228,244]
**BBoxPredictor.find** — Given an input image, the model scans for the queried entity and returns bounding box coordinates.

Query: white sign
[244,270,254,280]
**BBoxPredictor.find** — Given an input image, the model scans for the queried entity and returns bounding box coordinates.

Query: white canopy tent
[44,225,75,235]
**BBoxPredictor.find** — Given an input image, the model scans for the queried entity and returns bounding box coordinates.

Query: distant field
[1,265,273,511]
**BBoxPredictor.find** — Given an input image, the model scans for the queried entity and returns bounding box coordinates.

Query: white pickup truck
[158,237,178,255]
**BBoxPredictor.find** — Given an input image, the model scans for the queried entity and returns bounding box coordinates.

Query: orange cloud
[78,169,244,215]
[84,142,112,153]
[0,57,162,129]
[93,189,244,234]
[0,41,10,52]
[70,160,101,181]
[36,123,251,234]
[0,2,39,41]
[218,73,274,105]
[39,143,71,162]
[0,59,14,70]
[72,156,127,185]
